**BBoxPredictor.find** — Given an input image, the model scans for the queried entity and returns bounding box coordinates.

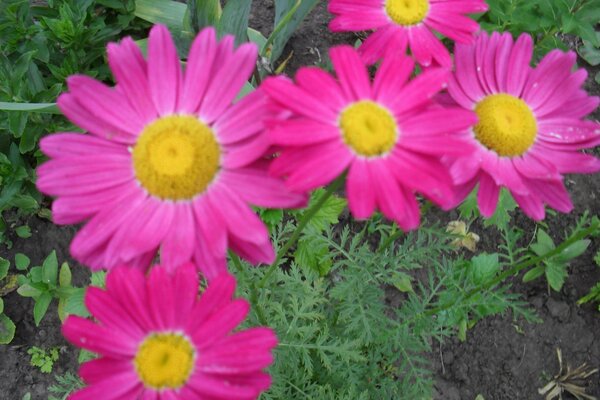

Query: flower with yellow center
[447,32,600,221]
[385,0,430,26]
[37,25,306,276]
[132,115,221,200]
[62,264,278,399]
[134,333,195,389]
[473,94,537,157]
[339,101,398,157]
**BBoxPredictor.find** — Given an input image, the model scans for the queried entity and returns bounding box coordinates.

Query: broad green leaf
[186,0,221,32]
[17,284,42,298]
[14,253,30,270]
[42,250,58,286]
[531,229,555,256]
[522,265,545,283]
[0,102,60,114]
[29,266,43,283]
[248,27,268,50]
[469,253,500,285]
[64,288,90,318]
[0,314,16,344]
[578,36,600,66]
[458,318,467,342]
[0,257,9,280]
[270,0,319,61]
[545,261,567,292]
[0,298,3,314]
[555,239,590,263]
[59,262,72,287]
[135,0,187,29]
[33,292,53,326]
[391,272,413,293]
[15,225,31,238]
[218,0,252,45]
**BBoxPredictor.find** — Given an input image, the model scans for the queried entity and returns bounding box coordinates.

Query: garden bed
[1,1,599,399]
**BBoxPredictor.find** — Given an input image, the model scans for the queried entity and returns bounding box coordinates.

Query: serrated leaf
[0,314,16,344]
[15,225,31,238]
[14,253,30,270]
[33,292,52,326]
[532,228,555,256]
[294,236,332,276]
[545,261,567,292]
[42,250,58,286]
[483,189,517,228]
[523,265,545,283]
[0,257,9,280]
[90,271,107,288]
[469,253,500,285]
[304,189,347,232]
[58,262,71,287]
[259,208,284,230]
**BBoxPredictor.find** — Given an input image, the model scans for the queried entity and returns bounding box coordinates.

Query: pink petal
[172,263,199,328]
[79,358,134,384]
[346,159,376,219]
[147,24,181,115]
[62,316,137,357]
[374,53,415,107]
[69,370,142,400]
[388,67,449,115]
[359,26,408,65]
[505,33,533,96]
[160,204,196,269]
[513,192,545,220]
[477,172,500,217]
[179,27,218,114]
[330,45,372,101]
[107,37,157,123]
[84,287,145,340]
[268,119,340,146]
[186,273,236,333]
[192,300,250,349]
[186,373,258,400]
[105,267,154,331]
[214,89,270,145]
[146,266,175,330]
[453,41,486,102]
[295,66,347,112]
[408,25,452,67]
[40,133,127,159]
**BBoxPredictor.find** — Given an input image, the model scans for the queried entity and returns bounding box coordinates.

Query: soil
[1,2,599,399]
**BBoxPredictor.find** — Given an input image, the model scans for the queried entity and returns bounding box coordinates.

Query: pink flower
[328,0,488,67]
[63,263,277,400]
[262,45,476,230]
[36,25,305,278]
[447,32,600,220]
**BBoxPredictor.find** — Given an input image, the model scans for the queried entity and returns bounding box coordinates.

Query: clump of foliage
[27,345,60,373]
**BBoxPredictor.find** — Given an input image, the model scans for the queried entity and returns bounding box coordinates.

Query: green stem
[424,221,599,317]
[258,174,346,288]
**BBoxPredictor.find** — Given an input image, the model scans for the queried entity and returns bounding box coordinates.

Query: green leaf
[217,0,252,46]
[270,0,319,61]
[29,266,43,283]
[294,236,332,276]
[545,261,567,292]
[0,314,16,344]
[91,271,107,288]
[596,71,600,85]
[186,0,221,33]
[303,189,347,232]
[555,239,590,263]
[531,229,555,256]
[523,265,545,283]
[0,102,61,114]
[135,0,187,29]
[390,272,413,293]
[17,284,42,298]
[15,225,31,238]
[0,298,3,314]
[63,288,90,318]
[469,253,500,285]
[42,250,58,286]
[58,262,72,288]
[578,35,600,66]
[0,257,9,280]
[247,27,268,50]
[15,253,30,270]
[259,208,284,230]
[483,189,517,228]
[33,292,53,326]
[458,318,467,342]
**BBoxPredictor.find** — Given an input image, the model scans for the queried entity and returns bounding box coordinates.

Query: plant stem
[258,174,346,288]
[424,221,599,317]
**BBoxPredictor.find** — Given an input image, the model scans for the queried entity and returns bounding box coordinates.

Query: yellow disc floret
[132,115,220,200]
[473,94,537,157]
[385,0,430,26]
[134,332,195,390]
[339,101,398,157]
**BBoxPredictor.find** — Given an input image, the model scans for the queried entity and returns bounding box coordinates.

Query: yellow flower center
[385,0,430,26]
[339,101,398,157]
[134,333,195,390]
[132,115,220,200]
[473,94,537,157]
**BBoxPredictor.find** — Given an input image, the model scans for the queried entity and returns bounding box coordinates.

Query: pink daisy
[447,32,600,220]
[262,45,476,230]
[36,25,305,278]
[328,0,488,67]
[63,263,277,399]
